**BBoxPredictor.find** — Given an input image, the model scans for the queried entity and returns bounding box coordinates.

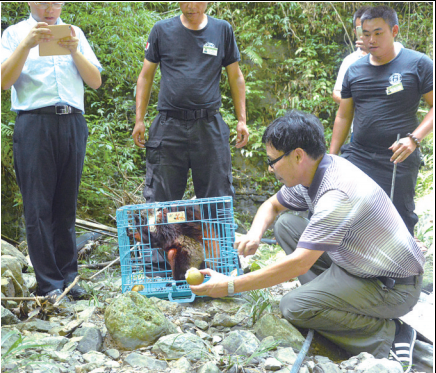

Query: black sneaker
[65,283,88,300]
[44,289,65,304]
[389,321,417,373]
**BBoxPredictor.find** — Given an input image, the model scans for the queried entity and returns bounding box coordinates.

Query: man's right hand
[355,39,369,54]
[234,232,261,257]
[22,23,53,50]
[132,121,146,148]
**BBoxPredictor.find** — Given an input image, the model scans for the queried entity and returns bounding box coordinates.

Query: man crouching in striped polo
[190,110,424,373]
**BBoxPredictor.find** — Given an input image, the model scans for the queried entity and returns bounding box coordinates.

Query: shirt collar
[307,154,333,201]
[28,14,63,26]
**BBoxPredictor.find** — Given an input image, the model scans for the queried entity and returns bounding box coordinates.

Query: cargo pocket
[145,139,162,164]
[143,166,155,201]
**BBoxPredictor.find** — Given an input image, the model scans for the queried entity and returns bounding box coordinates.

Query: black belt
[377,275,419,289]
[160,109,218,121]
[20,105,82,115]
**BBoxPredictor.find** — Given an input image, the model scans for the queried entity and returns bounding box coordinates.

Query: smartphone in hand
[356,26,363,40]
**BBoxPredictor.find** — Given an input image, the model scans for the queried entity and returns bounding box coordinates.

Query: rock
[274,347,298,365]
[152,333,211,362]
[211,312,242,327]
[104,348,120,360]
[1,305,20,325]
[1,362,18,372]
[260,335,278,350]
[82,350,119,367]
[29,336,70,351]
[104,291,177,350]
[254,313,305,349]
[46,350,72,363]
[1,240,28,269]
[197,361,221,373]
[1,256,28,297]
[22,273,38,292]
[194,319,209,330]
[221,330,260,357]
[76,306,97,322]
[169,356,192,373]
[213,345,224,355]
[196,329,212,340]
[56,319,84,336]
[313,362,342,373]
[15,319,58,333]
[264,357,283,371]
[61,340,79,353]
[125,352,168,370]
[314,356,333,364]
[354,358,403,373]
[76,327,103,353]
[209,297,246,315]
[150,296,182,316]
[212,335,222,345]
[1,276,15,297]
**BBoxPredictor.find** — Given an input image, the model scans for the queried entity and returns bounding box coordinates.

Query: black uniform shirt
[145,15,241,111]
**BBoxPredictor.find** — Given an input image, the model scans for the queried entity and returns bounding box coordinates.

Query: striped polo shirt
[277,154,425,278]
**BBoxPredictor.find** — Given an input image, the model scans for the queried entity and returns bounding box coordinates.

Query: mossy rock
[104,291,177,350]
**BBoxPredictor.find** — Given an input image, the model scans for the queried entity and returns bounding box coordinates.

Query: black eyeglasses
[267,150,292,168]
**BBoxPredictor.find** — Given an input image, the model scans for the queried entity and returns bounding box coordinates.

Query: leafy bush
[1,2,433,235]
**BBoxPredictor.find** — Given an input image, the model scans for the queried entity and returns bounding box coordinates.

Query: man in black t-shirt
[132,2,248,203]
[330,6,433,236]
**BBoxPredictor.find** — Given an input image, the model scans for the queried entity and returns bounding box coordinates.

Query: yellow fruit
[131,285,144,292]
[185,268,204,285]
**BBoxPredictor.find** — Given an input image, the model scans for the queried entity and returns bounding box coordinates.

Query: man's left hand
[190,269,230,298]
[235,121,249,148]
[58,26,79,55]
[389,136,417,164]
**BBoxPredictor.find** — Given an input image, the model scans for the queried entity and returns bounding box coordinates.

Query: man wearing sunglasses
[1,2,102,302]
[191,110,424,371]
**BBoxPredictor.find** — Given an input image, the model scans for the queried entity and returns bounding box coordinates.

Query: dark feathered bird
[129,207,219,280]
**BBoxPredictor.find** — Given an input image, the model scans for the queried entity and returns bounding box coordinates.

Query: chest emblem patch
[389,73,402,85]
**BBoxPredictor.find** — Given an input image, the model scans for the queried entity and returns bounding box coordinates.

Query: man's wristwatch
[228,279,235,296]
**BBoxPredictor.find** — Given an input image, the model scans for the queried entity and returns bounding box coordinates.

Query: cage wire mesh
[116,196,240,303]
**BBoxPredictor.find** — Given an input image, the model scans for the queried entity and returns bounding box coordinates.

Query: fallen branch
[1,296,47,301]
[79,260,120,269]
[53,275,80,307]
[88,257,120,280]
[76,218,118,234]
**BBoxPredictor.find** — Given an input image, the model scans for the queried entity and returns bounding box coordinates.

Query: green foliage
[1,330,51,369]
[241,288,276,326]
[1,2,433,234]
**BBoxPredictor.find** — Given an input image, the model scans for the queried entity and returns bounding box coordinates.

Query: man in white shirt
[1,2,102,302]
[332,6,372,105]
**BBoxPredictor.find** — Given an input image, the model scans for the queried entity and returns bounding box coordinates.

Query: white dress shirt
[1,15,102,113]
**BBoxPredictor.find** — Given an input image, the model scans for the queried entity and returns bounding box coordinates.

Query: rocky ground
[1,238,434,373]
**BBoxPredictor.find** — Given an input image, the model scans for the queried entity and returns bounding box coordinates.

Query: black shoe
[66,283,87,300]
[44,289,65,304]
[389,321,417,373]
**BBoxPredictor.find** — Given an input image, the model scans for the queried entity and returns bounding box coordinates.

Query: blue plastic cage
[116,196,240,303]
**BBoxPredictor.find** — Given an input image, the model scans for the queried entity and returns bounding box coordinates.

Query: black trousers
[342,142,421,235]
[143,111,234,202]
[13,112,88,294]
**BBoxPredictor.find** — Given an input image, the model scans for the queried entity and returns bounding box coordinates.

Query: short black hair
[361,6,399,28]
[262,110,326,160]
[353,6,372,28]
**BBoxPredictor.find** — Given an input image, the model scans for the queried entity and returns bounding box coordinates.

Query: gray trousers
[275,213,422,358]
